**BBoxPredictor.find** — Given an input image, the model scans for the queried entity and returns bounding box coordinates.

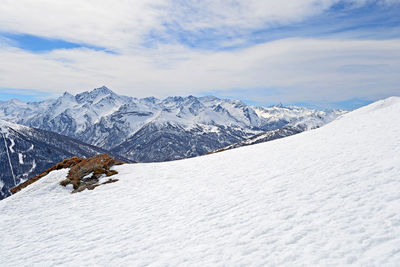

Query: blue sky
[0,88,51,102]
[1,33,111,53]
[0,0,399,109]
[145,2,400,51]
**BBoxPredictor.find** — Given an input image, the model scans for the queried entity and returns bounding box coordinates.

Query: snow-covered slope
[0,97,398,265]
[0,86,344,162]
[0,119,128,200]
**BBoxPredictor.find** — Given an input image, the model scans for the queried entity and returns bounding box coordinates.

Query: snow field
[0,97,400,266]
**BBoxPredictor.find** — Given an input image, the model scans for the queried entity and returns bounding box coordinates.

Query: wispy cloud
[0,38,398,102]
[2,0,399,51]
[0,0,399,105]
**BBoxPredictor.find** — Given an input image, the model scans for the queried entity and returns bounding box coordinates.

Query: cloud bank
[0,0,399,104]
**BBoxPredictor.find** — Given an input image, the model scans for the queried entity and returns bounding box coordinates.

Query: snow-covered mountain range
[0,119,127,199]
[0,86,345,162]
[1,97,399,265]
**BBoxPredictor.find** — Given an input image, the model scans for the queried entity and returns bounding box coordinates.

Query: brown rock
[61,154,123,193]
[10,154,124,195]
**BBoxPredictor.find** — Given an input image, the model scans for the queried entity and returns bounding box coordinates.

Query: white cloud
[0,0,167,51]
[0,1,399,103]
[1,0,397,51]
[0,38,399,102]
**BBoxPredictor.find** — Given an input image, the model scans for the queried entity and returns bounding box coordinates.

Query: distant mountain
[214,114,342,152]
[0,86,345,162]
[214,125,303,152]
[0,119,128,200]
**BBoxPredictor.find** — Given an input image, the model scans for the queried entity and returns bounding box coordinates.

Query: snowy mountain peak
[62,91,73,97]
[91,85,115,96]
[163,96,184,104]
[73,86,119,105]
[198,95,220,103]
[142,96,158,104]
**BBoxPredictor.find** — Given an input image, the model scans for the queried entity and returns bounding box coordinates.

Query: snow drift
[0,97,399,266]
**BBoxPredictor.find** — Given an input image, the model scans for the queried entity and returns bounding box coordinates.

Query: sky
[0,0,399,109]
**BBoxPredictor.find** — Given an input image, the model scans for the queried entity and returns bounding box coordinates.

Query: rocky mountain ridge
[0,86,345,162]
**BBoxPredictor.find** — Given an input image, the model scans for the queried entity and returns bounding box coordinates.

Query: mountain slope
[1,97,399,265]
[0,86,345,161]
[110,121,251,162]
[215,125,303,152]
[215,115,336,151]
[0,119,127,199]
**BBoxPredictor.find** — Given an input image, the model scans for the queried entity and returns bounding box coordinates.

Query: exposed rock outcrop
[59,154,124,193]
[10,154,124,195]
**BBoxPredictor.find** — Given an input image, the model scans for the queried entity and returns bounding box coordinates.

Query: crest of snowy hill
[0,119,128,200]
[1,97,399,266]
[0,86,345,162]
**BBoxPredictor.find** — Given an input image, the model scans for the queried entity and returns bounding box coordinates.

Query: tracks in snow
[2,132,16,187]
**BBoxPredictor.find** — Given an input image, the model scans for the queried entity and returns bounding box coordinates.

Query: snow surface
[0,119,28,133]
[1,97,400,266]
[18,153,24,164]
